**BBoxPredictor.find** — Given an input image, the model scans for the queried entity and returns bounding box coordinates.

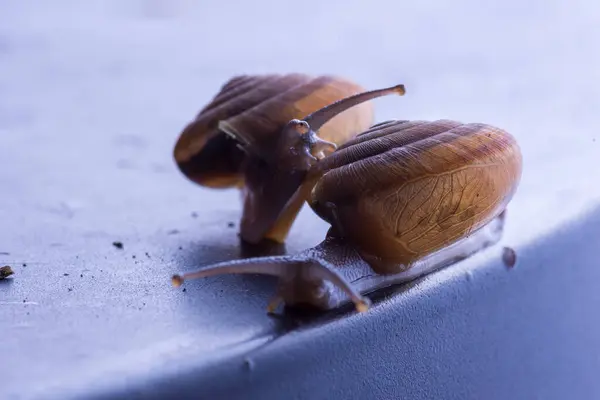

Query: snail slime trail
[173,118,522,313]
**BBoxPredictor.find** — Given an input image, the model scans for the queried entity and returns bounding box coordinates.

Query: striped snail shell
[172,117,522,313]
[308,119,522,274]
[173,73,405,244]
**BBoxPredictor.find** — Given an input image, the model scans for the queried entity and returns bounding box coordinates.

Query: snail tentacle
[172,255,296,282]
[303,84,406,131]
[172,253,371,313]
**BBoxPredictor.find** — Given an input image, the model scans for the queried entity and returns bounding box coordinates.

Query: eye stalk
[171,256,372,313]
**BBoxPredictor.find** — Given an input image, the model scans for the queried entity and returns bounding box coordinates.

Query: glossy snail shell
[173,73,375,189]
[308,119,522,274]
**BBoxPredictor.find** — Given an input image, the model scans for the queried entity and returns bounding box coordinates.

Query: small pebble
[1,265,14,279]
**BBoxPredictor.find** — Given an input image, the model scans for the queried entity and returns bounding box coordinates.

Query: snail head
[237,84,406,245]
[276,119,338,170]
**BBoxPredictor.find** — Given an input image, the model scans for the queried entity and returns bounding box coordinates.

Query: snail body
[173,119,522,313]
[174,74,404,244]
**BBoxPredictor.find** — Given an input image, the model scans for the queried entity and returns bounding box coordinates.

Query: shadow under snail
[172,117,523,313]
[173,73,405,245]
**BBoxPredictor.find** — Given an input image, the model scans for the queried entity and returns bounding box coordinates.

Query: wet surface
[1,1,600,399]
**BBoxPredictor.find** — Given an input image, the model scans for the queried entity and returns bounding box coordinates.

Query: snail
[173,73,405,244]
[172,119,523,313]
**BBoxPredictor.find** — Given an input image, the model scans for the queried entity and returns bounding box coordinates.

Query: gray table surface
[1,1,600,399]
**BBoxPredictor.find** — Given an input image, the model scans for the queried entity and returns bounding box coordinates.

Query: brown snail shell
[173,73,374,188]
[173,74,405,244]
[172,117,522,313]
[309,119,522,274]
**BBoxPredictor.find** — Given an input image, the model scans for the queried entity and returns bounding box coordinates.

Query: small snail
[173,73,405,244]
[172,119,523,313]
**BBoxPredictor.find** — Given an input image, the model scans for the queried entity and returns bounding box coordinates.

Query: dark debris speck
[132,255,136,259]
[182,288,187,292]
[68,288,73,292]
[112,241,124,249]
[191,212,198,218]
[168,229,180,235]
[227,221,235,228]
[80,274,83,278]
[502,247,517,268]
[63,273,69,276]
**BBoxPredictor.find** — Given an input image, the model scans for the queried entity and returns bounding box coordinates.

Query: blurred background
[1,0,599,249]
